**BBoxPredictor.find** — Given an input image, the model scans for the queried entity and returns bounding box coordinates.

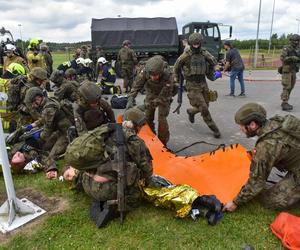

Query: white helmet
[97,57,107,64]
[4,44,16,52]
[0,34,11,44]
[84,58,93,65]
[76,57,86,66]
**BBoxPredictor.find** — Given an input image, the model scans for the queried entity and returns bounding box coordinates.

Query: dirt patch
[0,188,69,244]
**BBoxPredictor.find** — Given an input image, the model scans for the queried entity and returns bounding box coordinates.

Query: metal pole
[18,24,24,54]
[296,19,300,34]
[254,0,262,68]
[268,0,276,54]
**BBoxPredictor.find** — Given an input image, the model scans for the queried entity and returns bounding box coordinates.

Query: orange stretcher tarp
[270,212,300,250]
[118,116,251,203]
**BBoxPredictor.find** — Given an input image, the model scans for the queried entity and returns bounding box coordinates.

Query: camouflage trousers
[81,173,142,208]
[121,67,134,91]
[43,132,69,170]
[144,95,171,145]
[186,81,219,133]
[281,72,297,102]
[260,171,300,210]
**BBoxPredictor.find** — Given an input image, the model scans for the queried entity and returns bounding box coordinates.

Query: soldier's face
[63,166,76,181]
[32,96,43,108]
[150,73,160,81]
[6,51,13,58]
[12,151,26,164]
[239,122,258,138]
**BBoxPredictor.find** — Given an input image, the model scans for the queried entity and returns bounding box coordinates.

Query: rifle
[19,127,43,141]
[172,71,184,114]
[6,126,43,144]
[108,123,127,224]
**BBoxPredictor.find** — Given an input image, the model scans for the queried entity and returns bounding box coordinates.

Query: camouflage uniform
[26,88,72,172]
[127,56,174,145]
[50,70,79,102]
[74,81,115,136]
[173,33,220,138]
[234,103,300,209]
[280,34,300,110]
[40,44,53,77]
[117,40,138,92]
[65,107,153,206]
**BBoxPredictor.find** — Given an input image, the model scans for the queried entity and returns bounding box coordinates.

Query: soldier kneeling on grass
[62,108,153,227]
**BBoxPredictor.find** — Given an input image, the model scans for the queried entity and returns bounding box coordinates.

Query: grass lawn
[1,170,296,249]
[0,50,296,249]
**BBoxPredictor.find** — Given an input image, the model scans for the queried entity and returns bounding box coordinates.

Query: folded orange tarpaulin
[118,116,251,203]
[270,212,300,250]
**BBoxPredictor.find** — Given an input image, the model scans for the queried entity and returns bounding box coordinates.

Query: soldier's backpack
[64,125,114,171]
[6,76,27,111]
[270,114,300,141]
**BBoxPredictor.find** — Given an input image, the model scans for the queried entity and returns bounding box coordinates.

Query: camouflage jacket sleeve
[54,82,78,102]
[157,69,174,103]
[99,99,116,123]
[234,138,285,205]
[128,71,146,99]
[202,49,218,66]
[40,105,58,140]
[173,52,189,80]
[130,49,138,65]
[281,46,300,64]
[73,103,87,136]
[125,129,153,181]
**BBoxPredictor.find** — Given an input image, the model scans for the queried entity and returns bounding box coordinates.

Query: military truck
[91,17,232,63]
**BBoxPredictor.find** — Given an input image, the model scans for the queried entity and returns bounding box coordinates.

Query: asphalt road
[110,70,300,155]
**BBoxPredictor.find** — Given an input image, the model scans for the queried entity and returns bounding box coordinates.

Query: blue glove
[32,131,41,140]
[214,71,222,80]
[24,124,33,131]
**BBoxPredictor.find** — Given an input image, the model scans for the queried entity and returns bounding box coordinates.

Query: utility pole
[296,19,300,34]
[18,24,24,53]
[268,0,276,54]
[254,0,262,68]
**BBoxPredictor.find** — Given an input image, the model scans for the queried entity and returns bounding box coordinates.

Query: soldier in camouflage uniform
[64,68,78,83]
[224,103,300,212]
[24,87,72,179]
[280,34,300,111]
[7,67,48,127]
[74,81,115,136]
[173,33,221,138]
[126,56,174,145]
[40,43,53,77]
[117,40,138,93]
[50,70,79,102]
[63,108,153,223]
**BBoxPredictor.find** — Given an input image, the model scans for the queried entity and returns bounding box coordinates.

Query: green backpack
[270,114,300,141]
[64,124,114,171]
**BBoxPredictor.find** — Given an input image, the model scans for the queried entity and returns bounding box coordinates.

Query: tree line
[13,33,293,52]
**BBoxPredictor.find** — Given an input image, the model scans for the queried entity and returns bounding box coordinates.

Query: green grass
[1,169,297,249]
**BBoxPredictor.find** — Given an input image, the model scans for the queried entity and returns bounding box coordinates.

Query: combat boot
[281,102,293,111]
[208,125,221,138]
[187,109,195,123]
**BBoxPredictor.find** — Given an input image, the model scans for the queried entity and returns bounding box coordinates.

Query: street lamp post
[254,0,262,68]
[296,19,300,34]
[17,24,24,53]
[268,0,276,54]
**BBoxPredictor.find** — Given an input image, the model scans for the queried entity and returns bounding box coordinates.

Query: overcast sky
[1,0,300,43]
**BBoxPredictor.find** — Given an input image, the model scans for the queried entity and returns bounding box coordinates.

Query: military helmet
[122,40,131,46]
[40,43,48,51]
[78,81,101,103]
[145,55,164,75]
[123,107,146,127]
[289,34,300,41]
[65,68,76,78]
[188,33,203,45]
[7,63,26,76]
[50,70,64,84]
[24,87,44,104]
[234,103,267,125]
[30,67,48,80]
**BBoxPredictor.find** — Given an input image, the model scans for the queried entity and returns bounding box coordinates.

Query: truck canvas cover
[91,17,179,52]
